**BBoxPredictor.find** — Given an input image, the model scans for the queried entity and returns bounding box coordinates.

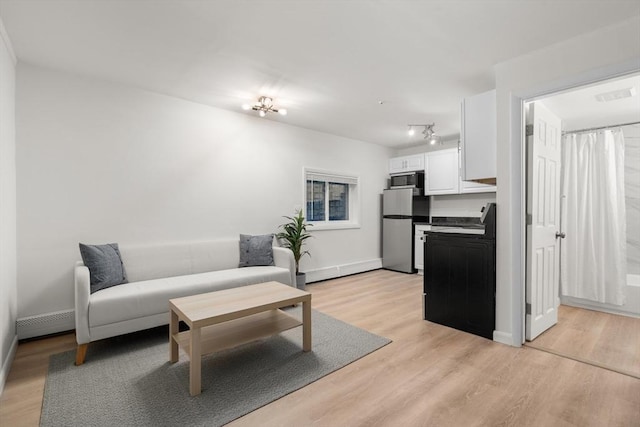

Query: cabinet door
[461,89,496,181]
[389,157,407,174]
[405,154,424,171]
[414,225,431,272]
[425,148,459,195]
[414,234,424,271]
[389,154,425,175]
[458,151,496,193]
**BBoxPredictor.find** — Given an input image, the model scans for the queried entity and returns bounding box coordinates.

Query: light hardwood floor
[526,304,640,378]
[1,269,639,426]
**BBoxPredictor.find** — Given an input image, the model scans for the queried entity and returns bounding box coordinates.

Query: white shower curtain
[561,129,627,305]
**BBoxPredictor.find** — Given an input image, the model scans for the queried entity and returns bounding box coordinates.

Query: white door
[525,101,562,341]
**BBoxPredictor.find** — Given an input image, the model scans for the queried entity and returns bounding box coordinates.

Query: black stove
[428,204,496,239]
[423,203,496,339]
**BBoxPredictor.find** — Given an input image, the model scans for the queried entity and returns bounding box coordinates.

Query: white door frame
[509,59,640,346]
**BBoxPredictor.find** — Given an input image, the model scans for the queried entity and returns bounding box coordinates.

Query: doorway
[524,74,640,377]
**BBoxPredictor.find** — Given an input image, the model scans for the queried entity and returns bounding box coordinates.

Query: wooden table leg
[75,343,88,366]
[169,309,179,363]
[302,298,312,352]
[190,327,202,396]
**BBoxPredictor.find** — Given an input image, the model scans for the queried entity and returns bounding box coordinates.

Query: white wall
[395,137,459,156]
[0,16,17,394]
[494,16,640,345]
[16,64,392,321]
[429,193,496,218]
[623,125,640,276]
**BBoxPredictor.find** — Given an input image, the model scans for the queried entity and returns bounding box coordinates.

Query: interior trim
[0,334,18,395]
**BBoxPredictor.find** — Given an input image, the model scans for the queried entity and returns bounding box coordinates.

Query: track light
[242,96,287,117]
[406,123,442,144]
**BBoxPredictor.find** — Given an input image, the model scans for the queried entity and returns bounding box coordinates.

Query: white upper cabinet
[423,147,496,195]
[389,153,425,175]
[461,89,496,181]
[458,150,496,193]
[425,148,459,195]
[460,177,497,193]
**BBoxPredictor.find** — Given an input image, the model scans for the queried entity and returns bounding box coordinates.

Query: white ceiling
[1,1,638,147]
[540,74,640,131]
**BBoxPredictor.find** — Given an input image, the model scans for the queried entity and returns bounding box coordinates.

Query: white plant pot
[295,273,306,290]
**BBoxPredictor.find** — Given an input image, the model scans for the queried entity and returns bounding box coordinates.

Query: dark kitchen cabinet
[423,234,495,339]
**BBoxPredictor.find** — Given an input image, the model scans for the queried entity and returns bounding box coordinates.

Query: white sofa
[74,239,296,364]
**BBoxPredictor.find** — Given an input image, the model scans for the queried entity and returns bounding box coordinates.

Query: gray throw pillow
[238,234,275,267]
[79,243,128,294]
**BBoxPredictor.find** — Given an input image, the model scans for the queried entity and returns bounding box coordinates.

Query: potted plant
[276,209,312,289]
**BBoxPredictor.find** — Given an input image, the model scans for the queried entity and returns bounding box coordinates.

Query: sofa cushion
[88,266,292,327]
[238,234,275,267]
[79,243,128,294]
[119,240,241,283]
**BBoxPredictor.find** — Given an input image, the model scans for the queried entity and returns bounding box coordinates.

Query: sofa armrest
[273,247,296,287]
[74,261,91,344]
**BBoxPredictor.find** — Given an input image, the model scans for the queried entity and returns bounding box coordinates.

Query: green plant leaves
[276,209,312,275]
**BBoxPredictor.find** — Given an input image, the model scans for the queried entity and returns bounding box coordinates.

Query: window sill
[308,222,361,231]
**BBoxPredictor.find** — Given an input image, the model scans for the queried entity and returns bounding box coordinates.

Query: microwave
[389,172,424,194]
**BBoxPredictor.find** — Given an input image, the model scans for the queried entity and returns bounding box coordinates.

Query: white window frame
[303,167,360,230]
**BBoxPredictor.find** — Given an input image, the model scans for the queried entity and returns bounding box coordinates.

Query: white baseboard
[17,309,75,340]
[560,296,640,318]
[306,259,382,283]
[0,334,18,396]
[493,330,515,346]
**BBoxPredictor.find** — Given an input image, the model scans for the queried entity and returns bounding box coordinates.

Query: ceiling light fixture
[407,123,442,145]
[242,96,287,117]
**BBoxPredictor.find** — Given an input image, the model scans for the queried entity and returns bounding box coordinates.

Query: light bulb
[408,127,415,136]
[259,110,266,117]
[242,104,251,110]
[278,109,287,116]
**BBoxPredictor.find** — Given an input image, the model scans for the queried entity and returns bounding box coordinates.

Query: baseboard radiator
[17,309,75,340]
[306,259,382,284]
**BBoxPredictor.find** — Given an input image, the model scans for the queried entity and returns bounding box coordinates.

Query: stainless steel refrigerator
[382,188,429,273]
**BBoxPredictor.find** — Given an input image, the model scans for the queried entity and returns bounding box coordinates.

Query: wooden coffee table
[169,281,312,396]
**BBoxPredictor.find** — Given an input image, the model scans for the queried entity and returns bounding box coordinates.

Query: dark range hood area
[423,203,497,339]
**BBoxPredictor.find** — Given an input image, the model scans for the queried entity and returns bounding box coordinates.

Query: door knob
[555,231,566,239]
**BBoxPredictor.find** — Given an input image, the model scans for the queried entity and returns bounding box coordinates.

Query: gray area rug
[41,307,391,426]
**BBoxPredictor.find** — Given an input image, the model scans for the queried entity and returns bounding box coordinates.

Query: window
[304,169,359,230]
